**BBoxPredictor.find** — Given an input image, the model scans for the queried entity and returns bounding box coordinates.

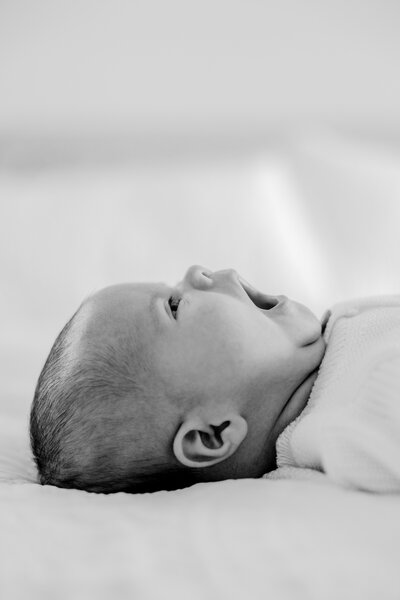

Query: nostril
[200,272,213,289]
[189,265,213,288]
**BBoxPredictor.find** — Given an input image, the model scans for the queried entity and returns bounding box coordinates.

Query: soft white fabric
[3,413,400,600]
[273,295,400,492]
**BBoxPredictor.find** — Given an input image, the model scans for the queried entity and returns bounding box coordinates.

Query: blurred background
[1,0,400,412]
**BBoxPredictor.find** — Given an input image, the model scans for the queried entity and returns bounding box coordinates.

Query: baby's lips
[238,276,279,310]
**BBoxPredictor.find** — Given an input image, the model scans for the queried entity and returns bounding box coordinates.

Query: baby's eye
[168,295,181,319]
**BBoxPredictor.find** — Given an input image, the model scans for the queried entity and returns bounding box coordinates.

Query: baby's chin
[288,299,324,346]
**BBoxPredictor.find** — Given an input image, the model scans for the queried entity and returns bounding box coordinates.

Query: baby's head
[30,266,325,493]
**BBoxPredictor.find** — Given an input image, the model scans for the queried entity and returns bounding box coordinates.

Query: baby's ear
[173,413,248,468]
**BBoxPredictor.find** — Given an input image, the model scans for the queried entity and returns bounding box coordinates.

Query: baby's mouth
[238,277,281,310]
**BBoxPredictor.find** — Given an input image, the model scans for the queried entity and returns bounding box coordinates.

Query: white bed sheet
[1,412,400,600]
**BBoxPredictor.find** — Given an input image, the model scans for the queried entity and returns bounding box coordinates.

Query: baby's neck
[277,369,319,439]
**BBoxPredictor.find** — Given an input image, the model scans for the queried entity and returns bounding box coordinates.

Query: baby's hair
[30,307,198,494]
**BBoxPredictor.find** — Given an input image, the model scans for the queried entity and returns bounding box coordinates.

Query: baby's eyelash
[168,295,181,319]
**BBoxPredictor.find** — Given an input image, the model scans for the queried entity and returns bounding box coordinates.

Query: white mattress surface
[1,412,400,600]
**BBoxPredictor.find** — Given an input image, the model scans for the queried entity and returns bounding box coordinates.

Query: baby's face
[82,266,325,471]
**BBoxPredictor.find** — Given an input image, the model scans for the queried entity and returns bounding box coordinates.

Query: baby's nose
[182,265,240,292]
[182,265,213,290]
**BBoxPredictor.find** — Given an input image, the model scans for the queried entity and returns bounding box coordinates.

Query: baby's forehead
[80,281,167,356]
[91,281,166,307]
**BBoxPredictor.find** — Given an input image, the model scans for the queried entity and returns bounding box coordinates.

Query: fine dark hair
[30,309,198,494]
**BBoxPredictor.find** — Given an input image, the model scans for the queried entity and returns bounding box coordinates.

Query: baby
[30,265,400,494]
[30,265,325,493]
